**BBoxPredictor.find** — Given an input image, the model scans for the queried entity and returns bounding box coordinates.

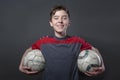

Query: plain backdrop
[0,0,120,80]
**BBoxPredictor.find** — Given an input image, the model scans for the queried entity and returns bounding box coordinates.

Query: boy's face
[49,10,70,34]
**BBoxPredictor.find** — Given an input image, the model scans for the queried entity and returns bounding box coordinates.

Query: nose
[58,18,63,23]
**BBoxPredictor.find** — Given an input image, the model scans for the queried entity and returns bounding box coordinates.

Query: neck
[54,31,67,38]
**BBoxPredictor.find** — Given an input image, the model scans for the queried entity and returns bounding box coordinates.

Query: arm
[84,47,105,76]
[91,47,105,71]
[19,47,39,75]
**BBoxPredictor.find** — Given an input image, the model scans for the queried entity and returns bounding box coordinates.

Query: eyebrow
[53,15,68,17]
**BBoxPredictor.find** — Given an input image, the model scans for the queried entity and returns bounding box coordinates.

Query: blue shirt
[32,35,92,80]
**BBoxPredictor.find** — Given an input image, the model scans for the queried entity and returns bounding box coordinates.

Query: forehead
[53,10,68,17]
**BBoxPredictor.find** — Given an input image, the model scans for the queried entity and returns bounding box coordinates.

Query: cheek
[64,21,70,26]
[64,19,70,24]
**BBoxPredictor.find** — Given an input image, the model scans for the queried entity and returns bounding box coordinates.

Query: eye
[53,16,59,20]
[62,16,68,20]
[63,17,67,20]
[54,17,58,20]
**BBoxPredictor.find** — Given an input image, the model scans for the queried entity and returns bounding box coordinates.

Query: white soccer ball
[77,50,101,73]
[23,49,45,71]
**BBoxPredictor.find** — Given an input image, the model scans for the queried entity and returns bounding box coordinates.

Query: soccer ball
[23,49,45,71]
[77,50,101,73]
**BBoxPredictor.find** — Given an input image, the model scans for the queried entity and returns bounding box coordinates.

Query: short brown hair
[50,5,70,21]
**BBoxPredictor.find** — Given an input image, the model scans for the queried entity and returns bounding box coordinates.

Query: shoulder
[34,35,55,44]
[69,35,86,42]
[32,35,55,49]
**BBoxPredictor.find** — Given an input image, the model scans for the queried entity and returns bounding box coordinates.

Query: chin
[57,30,65,33]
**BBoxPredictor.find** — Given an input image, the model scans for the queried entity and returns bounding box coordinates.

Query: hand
[19,65,39,75]
[84,66,105,76]
[19,48,39,75]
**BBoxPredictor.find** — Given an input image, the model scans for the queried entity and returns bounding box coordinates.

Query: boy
[19,5,105,80]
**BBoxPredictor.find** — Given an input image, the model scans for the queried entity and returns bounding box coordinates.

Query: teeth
[58,25,63,26]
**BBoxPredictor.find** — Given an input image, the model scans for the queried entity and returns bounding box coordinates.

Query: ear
[49,21,53,27]
[68,19,71,26]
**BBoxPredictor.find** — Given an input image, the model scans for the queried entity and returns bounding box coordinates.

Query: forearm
[91,47,105,71]
[19,47,32,66]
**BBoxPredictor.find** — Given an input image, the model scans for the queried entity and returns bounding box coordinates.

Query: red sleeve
[78,37,92,51]
[80,40,92,51]
[32,39,41,50]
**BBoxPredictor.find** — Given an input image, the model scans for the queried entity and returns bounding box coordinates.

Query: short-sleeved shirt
[32,35,92,80]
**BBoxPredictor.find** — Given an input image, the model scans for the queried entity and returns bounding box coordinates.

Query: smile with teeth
[57,25,64,28]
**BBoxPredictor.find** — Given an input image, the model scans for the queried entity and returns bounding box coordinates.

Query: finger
[85,71,98,76]
[92,67,103,72]
[84,72,95,76]
[85,66,104,76]
[22,66,31,69]
[20,66,32,74]
[25,70,39,75]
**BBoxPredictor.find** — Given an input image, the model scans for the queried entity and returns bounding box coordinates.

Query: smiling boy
[19,5,105,80]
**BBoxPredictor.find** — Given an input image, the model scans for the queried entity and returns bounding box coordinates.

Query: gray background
[0,0,120,80]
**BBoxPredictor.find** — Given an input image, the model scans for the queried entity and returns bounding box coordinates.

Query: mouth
[57,25,64,28]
